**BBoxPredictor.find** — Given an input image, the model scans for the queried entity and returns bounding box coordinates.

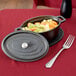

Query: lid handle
[21,42,28,49]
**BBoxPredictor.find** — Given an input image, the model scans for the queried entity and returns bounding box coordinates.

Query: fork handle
[45,48,64,68]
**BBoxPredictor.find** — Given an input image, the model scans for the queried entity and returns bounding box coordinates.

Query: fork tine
[68,35,75,47]
[68,35,74,44]
[66,35,74,45]
[64,35,75,48]
[64,35,71,45]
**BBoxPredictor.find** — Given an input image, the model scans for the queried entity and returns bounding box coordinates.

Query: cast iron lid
[1,30,49,62]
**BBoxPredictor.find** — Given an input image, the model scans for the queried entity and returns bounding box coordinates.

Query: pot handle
[15,27,22,31]
[56,16,66,23]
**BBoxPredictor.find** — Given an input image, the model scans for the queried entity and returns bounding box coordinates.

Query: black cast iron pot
[16,15,66,42]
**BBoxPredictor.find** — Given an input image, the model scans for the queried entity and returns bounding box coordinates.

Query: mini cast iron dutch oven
[16,15,66,42]
[1,15,66,62]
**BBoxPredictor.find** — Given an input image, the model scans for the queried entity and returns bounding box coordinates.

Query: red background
[0,9,76,76]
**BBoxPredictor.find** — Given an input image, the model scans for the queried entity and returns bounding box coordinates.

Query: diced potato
[22,27,26,30]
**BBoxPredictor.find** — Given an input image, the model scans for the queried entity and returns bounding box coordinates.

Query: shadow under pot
[16,15,66,43]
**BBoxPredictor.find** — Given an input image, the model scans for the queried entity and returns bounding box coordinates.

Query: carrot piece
[30,28,37,31]
[52,21,58,25]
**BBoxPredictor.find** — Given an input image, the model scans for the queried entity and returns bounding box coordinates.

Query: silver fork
[45,35,75,68]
